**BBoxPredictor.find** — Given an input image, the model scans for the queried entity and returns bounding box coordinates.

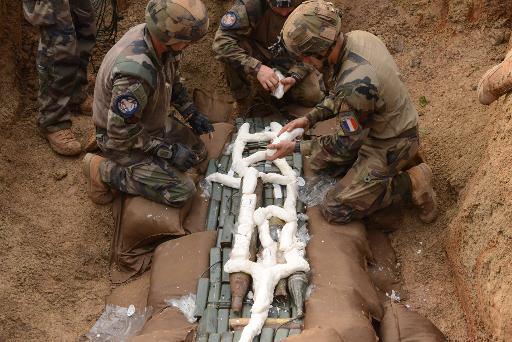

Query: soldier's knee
[161,178,196,207]
[321,200,354,224]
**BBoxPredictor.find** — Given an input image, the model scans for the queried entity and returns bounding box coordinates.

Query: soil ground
[1,0,509,341]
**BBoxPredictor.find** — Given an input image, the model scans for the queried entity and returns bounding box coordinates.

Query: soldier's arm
[212,1,261,75]
[308,66,383,156]
[171,71,194,115]
[104,77,153,154]
[307,108,367,162]
[286,62,312,83]
[305,94,340,126]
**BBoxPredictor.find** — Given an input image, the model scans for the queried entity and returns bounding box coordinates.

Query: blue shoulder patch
[221,12,239,29]
[114,94,140,118]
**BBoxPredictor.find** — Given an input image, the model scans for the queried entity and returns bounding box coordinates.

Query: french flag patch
[341,115,360,134]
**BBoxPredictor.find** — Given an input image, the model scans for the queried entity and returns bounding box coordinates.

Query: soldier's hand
[281,77,296,93]
[188,112,215,135]
[257,65,280,93]
[266,141,295,161]
[278,117,310,136]
[170,143,197,172]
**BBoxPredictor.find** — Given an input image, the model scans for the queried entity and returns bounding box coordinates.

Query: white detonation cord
[206,122,309,342]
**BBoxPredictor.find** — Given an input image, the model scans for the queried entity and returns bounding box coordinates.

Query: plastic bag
[86,304,152,342]
[166,293,197,323]
[298,176,337,207]
[199,179,212,198]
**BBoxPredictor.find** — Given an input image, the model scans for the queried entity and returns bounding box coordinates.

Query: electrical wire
[92,0,119,44]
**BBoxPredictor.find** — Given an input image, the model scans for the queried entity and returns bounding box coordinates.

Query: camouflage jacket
[212,0,310,79]
[306,30,418,140]
[93,24,194,164]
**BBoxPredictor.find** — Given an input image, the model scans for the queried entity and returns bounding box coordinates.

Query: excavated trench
[1,0,512,341]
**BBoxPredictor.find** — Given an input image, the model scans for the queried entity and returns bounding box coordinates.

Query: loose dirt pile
[0,0,511,341]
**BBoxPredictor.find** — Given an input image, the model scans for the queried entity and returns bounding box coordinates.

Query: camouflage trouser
[222,40,325,107]
[22,0,96,132]
[309,127,419,224]
[98,119,207,207]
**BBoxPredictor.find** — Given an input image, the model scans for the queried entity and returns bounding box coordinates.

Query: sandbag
[193,88,234,123]
[284,327,344,341]
[184,122,235,232]
[196,123,235,174]
[147,231,217,314]
[305,207,381,341]
[367,230,401,301]
[111,196,192,284]
[182,189,209,234]
[379,301,445,341]
[140,307,195,336]
[107,272,151,312]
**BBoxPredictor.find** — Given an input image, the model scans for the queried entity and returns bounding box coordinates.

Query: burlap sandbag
[283,327,344,341]
[111,196,192,284]
[147,231,217,314]
[182,190,209,234]
[185,123,234,232]
[107,272,151,312]
[196,123,235,174]
[305,207,381,341]
[139,307,195,337]
[193,88,234,123]
[379,301,445,341]
[367,230,401,301]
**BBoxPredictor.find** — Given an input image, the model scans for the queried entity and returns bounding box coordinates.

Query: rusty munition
[288,272,309,317]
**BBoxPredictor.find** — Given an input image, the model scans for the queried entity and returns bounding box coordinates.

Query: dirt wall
[0,1,22,128]
[447,91,512,340]
[438,1,512,340]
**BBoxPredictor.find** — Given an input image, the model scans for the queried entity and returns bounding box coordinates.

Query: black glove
[154,142,197,172]
[182,105,214,135]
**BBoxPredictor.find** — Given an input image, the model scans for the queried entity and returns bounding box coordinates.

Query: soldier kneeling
[268,0,438,224]
[83,0,214,206]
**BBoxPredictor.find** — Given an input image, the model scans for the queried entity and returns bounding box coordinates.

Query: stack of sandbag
[110,123,234,283]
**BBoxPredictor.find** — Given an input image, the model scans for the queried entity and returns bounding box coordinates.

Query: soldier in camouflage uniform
[82,0,214,206]
[268,0,438,224]
[212,0,325,114]
[22,0,96,156]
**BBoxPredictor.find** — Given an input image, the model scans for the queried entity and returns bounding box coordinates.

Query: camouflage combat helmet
[145,0,209,46]
[282,0,341,57]
[269,0,302,8]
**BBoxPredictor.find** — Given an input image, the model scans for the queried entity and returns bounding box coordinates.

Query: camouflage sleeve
[307,62,382,126]
[287,62,312,81]
[308,109,367,171]
[212,1,262,75]
[305,93,340,127]
[171,69,194,114]
[104,76,152,154]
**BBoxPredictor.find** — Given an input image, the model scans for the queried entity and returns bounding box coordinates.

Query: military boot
[82,153,114,204]
[45,129,82,156]
[84,132,99,152]
[478,54,512,105]
[406,163,438,223]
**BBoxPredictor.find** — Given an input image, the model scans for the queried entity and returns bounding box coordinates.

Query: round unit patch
[114,94,139,118]
[221,12,238,29]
